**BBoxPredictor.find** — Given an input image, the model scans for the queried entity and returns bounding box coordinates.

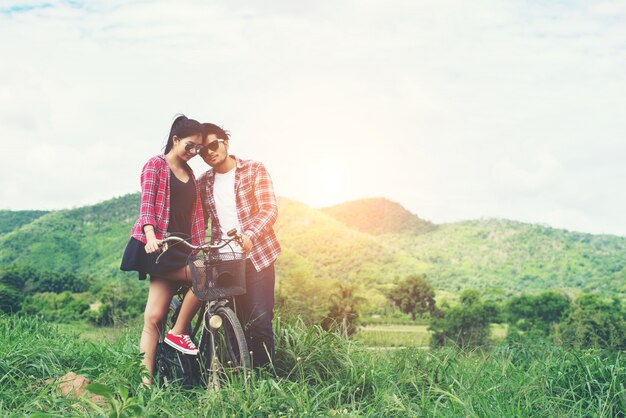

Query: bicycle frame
[155,230,251,390]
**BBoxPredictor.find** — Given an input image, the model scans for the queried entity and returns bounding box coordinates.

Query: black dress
[120,171,196,279]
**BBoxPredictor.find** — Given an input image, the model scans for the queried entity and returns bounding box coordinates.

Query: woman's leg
[141,266,202,384]
[140,277,176,384]
[159,265,203,336]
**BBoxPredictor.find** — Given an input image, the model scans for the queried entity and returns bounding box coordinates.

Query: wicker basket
[188,251,246,301]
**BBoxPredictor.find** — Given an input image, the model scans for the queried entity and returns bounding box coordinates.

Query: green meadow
[1,196,625,416]
[2,315,624,417]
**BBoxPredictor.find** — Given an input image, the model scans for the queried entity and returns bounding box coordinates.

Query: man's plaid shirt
[198,156,281,272]
[130,154,205,246]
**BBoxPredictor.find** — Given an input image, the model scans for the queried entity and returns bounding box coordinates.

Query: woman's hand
[145,237,161,254]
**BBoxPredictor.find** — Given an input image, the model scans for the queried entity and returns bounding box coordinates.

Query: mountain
[321,199,625,296]
[0,194,624,298]
[275,197,426,286]
[402,219,626,296]
[321,198,434,235]
[0,194,138,277]
[0,210,48,235]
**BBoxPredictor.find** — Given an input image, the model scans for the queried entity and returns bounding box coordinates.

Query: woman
[121,115,205,384]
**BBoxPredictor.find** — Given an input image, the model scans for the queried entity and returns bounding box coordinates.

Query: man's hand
[241,233,253,254]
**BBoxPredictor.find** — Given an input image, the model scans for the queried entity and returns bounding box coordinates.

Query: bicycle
[153,229,252,390]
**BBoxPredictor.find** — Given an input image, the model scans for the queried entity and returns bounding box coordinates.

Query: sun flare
[303,165,351,208]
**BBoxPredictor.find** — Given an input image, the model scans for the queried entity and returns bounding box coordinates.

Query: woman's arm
[138,158,162,253]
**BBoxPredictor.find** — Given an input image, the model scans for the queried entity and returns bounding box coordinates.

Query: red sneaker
[164,331,199,355]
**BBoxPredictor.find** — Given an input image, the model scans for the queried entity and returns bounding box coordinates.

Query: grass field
[3,314,625,416]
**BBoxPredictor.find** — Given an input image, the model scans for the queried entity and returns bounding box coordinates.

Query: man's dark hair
[202,123,230,141]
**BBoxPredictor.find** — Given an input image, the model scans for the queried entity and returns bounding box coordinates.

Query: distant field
[59,322,510,348]
[355,323,508,347]
[490,323,507,340]
[57,323,134,344]
[355,324,431,347]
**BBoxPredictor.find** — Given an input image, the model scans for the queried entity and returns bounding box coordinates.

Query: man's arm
[242,162,278,242]
[197,171,210,230]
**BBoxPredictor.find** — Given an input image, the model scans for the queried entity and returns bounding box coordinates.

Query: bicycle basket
[188,251,246,301]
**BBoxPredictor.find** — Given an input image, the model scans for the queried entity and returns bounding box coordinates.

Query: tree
[0,264,89,294]
[321,283,363,338]
[275,263,331,324]
[388,274,437,320]
[25,271,89,294]
[0,284,22,313]
[20,291,90,323]
[0,265,32,313]
[506,291,571,337]
[89,280,145,326]
[429,289,500,349]
[556,293,626,350]
[0,265,37,290]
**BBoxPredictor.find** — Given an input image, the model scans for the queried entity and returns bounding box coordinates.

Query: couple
[120,115,280,384]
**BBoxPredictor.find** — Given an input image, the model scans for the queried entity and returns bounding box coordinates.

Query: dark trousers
[235,260,275,369]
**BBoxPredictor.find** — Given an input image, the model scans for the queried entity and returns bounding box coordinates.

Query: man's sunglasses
[200,139,225,156]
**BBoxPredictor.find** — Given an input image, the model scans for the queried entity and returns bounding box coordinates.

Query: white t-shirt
[213,167,243,253]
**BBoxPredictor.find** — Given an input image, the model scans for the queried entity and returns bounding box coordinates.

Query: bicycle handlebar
[156,228,243,264]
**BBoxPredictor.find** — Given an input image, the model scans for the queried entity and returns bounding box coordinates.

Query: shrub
[506,291,571,338]
[321,283,363,337]
[0,284,22,313]
[388,274,437,321]
[429,289,500,349]
[20,292,91,323]
[0,264,90,294]
[556,293,626,350]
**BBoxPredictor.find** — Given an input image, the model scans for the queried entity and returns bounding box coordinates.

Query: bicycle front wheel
[201,305,251,382]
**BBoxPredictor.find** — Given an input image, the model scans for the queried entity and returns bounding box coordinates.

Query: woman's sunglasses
[183,143,204,154]
[184,139,225,155]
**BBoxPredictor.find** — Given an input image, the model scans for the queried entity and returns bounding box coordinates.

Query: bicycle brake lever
[155,241,168,264]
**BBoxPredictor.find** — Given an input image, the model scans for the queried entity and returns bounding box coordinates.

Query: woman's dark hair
[164,115,203,154]
[202,123,230,141]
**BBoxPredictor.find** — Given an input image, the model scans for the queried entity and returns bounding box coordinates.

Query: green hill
[401,219,626,297]
[0,194,624,298]
[0,194,138,278]
[0,210,49,235]
[321,199,625,297]
[275,198,427,286]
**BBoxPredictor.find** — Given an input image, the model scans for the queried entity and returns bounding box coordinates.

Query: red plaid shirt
[130,154,205,245]
[198,156,281,272]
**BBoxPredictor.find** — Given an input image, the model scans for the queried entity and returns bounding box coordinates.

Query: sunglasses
[183,142,204,154]
[200,139,225,156]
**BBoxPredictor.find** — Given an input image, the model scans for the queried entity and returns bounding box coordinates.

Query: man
[198,123,281,369]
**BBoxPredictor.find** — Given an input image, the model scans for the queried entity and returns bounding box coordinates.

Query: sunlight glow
[302,159,352,208]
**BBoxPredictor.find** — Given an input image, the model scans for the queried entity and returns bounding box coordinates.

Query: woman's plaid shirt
[130,154,205,245]
[198,156,281,272]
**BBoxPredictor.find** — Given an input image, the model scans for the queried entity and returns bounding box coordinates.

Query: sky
[0,0,625,236]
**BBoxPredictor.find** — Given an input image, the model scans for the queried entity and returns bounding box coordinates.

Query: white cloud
[0,0,625,236]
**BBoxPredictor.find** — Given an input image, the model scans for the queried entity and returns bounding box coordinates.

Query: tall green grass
[1,314,624,417]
